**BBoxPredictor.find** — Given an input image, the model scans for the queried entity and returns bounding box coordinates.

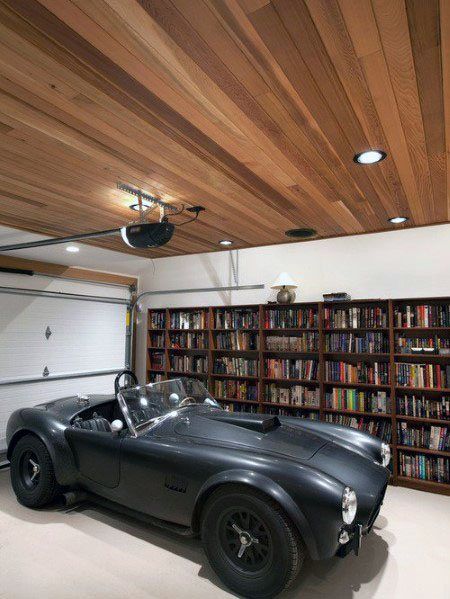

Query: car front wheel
[201,485,304,598]
[10,434,59,508]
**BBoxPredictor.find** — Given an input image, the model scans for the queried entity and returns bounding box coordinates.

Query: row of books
[264,307,317,329]
[324,414,392,443]
[324,332,388,354]
[149,351,165,371]
[170,332,208,349]
[325,388,390,413]
[213,357,258,376]
[396,363,450,389]
[397,422,450,452]
[265,333,318,352]
[215,308,259,330]
[395,335,450,353]
[169,311,208,330]
[265,359,318,380]
[170,355,208,374]
[148,372,164,383]
[215,331,258,350]
[324,361,390,385]
[149,311,165,329]
[264,384,320,407]
[323,306,387,329]
[213,380,258,401]
[222,403,258,414]
[399,451,449,483]
[149,332,165,348]
[394,304,450,328]
[397,395,450,420]
[264,406,319,420]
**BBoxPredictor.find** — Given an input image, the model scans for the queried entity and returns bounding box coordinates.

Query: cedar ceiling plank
[372,0,435,222]
[440,0,450,220]
[304,0,409,218]
[338,0,426,224]
[2,0,335,230]
[406,0,447,223]
[246,2,385,228]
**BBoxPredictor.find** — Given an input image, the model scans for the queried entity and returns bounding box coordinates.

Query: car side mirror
[111,419,123,434]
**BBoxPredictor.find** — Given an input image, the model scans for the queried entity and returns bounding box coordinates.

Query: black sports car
[6,371,390,598]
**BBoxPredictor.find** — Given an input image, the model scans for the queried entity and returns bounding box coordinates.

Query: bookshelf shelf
[261,402,319,410]
[147,296,450,495]
[323,408,391,419]
[323,381,391,389]
[397,445,450,458]
[397,415,450,426]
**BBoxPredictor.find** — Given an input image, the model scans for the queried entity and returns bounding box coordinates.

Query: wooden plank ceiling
[0,0,448,257]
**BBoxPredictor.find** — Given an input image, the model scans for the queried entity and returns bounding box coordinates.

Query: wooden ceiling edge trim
[0,254,137,287]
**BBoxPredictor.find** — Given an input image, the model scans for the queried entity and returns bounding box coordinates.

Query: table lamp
[271,272,298,304]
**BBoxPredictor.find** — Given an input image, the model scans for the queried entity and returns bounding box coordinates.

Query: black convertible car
[7,372,390,598]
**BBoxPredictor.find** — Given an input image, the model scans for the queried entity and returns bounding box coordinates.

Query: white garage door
[0,273,130,451]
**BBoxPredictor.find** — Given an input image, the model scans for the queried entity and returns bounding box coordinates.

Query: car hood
[172,410,328,460]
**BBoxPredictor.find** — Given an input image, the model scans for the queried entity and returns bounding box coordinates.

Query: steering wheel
[179,396,196,407]
[114,370,139,399]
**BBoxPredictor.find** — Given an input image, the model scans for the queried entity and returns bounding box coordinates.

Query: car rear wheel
[10,434,59,508]
[201,485,304,598]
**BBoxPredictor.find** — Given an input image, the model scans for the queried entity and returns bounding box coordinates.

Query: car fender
[192,469,319,560]
[6,409,78,486]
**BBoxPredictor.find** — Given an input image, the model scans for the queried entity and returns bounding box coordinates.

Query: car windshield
[118,377,220,436]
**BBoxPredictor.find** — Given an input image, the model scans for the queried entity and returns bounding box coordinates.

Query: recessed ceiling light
[353,150,387,164]
[219,239,233,246]
[66,245,79,253]
[285,228,317,239]
[388,216,408,224]
[129,200,153,211]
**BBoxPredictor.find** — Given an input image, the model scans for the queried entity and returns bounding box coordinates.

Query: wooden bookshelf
[147,297,450,495]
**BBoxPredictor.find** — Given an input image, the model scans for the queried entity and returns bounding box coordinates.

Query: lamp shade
[270,272,297,290]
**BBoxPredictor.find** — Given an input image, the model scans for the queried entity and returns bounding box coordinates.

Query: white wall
[136,224,450,381]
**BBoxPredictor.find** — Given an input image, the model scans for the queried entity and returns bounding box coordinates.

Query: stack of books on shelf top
[264,306,317,329]
[214,308,259,330]
[170,310,208,329]
[394,303,450,328]
[324,305,387,329]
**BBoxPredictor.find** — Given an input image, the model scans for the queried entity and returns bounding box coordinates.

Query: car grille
[366,481,388,532]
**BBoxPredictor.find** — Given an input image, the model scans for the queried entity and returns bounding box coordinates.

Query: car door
[65,428,121,489]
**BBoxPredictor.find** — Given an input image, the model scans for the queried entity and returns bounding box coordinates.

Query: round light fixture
[285,228,317,239]
[353,150,387,164]
[129,200,153,211]
[66,245,79,253]
[219,239,233,246]
[388,216,408,224]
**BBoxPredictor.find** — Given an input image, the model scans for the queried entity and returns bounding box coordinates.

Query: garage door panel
[0,297,126,379]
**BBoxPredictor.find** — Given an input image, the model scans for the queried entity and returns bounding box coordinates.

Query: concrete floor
[0,469,449,599]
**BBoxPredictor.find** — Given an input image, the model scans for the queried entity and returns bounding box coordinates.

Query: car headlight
[381,443,391,467]
[342,487,357,524]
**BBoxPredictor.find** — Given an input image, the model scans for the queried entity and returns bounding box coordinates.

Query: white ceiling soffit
[0,225,150,276]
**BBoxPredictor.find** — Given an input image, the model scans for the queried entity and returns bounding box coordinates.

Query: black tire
[201,485,304,599]
[10,434,59,508]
